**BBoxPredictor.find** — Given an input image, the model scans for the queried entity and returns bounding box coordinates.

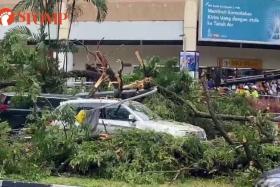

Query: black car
[0,93,75,129]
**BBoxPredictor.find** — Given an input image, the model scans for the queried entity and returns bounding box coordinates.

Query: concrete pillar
[183,0,199,51]
[57,0,72,71]
[58,0,70,40]
[58,52,73,72]
[57,52,75,86]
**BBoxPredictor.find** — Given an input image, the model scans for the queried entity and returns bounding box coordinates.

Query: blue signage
[180,51,199,72]
[200,0,280,45]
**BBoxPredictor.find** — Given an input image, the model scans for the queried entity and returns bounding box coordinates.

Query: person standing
[271,81,278,96]
[251,85,259,99]
[244,85,251,97]
[236,84,245,96]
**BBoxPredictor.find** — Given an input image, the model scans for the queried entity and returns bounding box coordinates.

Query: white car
[55,99,207,140]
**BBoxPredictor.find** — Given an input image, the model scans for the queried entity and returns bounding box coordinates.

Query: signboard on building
[217,58,263,69]
[180,51,199,78]
[200,0,280,45]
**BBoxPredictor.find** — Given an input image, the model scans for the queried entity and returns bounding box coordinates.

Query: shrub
[71,131,176,183]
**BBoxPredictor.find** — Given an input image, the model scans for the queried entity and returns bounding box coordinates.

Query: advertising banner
[200,0,280,45]
[180,51,200,78]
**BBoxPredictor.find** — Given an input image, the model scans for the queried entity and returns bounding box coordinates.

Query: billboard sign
[200,0,280,45]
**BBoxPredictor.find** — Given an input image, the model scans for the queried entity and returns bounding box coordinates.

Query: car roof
[0,92,75,99]
[60,98,122,105]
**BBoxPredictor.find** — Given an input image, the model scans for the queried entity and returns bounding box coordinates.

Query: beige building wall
[75,0,185,21]
[1,0,185,21]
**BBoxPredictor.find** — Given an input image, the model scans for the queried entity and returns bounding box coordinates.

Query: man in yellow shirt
[244,85,251,97]
[236,85,245,96]
[251,85,259,99]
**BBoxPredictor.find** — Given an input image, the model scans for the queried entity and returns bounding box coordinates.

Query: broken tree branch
[114,59,124,98]
[157,85,254,122]
[88,73,107,97]
[123,77,154,90]
[201,79,235,145]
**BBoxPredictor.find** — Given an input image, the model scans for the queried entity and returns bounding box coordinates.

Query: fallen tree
[157,85,255,122]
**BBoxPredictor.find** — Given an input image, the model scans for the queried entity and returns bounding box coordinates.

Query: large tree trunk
[201,80,235,145]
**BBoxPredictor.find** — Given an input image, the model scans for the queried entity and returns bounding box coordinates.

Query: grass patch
[40,176,234,187]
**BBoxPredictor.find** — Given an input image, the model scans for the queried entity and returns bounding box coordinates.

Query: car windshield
[125,101,160,121]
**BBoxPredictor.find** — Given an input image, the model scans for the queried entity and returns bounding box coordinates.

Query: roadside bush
[201,139,241,173]
[70,131,178,182]
[0,122,47,180]
[1,114,280,185]
[28,107,84,173]
[0,122,11,175]
[261,144,280,169]
[1,73,279,186]
[70,130,208,184]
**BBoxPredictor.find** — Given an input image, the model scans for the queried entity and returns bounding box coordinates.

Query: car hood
[136,120,207,139]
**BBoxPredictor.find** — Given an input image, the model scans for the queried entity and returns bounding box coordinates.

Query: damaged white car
[55,99,207,140]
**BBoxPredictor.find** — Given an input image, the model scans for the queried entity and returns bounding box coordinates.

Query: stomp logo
[0,7,68,26]
[0,8,15,26]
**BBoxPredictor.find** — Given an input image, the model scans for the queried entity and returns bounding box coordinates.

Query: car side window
[10,96,33,109]
[36,97,52,109]
[0,94,6,104]
[103,105,130,121]
[75,107,94,113]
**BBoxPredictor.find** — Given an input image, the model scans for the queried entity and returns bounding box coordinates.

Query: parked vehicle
[0,93,75,129]
[55,99,207,140]
[255,167,280,187]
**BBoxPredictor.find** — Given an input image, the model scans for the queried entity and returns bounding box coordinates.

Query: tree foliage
[0,29,63,93]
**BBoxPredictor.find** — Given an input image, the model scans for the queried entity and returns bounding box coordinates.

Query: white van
[55,99,207,140]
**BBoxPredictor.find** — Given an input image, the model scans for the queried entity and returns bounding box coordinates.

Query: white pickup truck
[55,99,207,140]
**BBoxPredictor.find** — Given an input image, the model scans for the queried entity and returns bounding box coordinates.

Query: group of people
[210,80,280,99]
[235,84,260,98]
[235,80,280,97]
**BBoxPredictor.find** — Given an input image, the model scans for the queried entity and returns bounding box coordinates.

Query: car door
[0,95,33,129]
[99,104,135,133]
